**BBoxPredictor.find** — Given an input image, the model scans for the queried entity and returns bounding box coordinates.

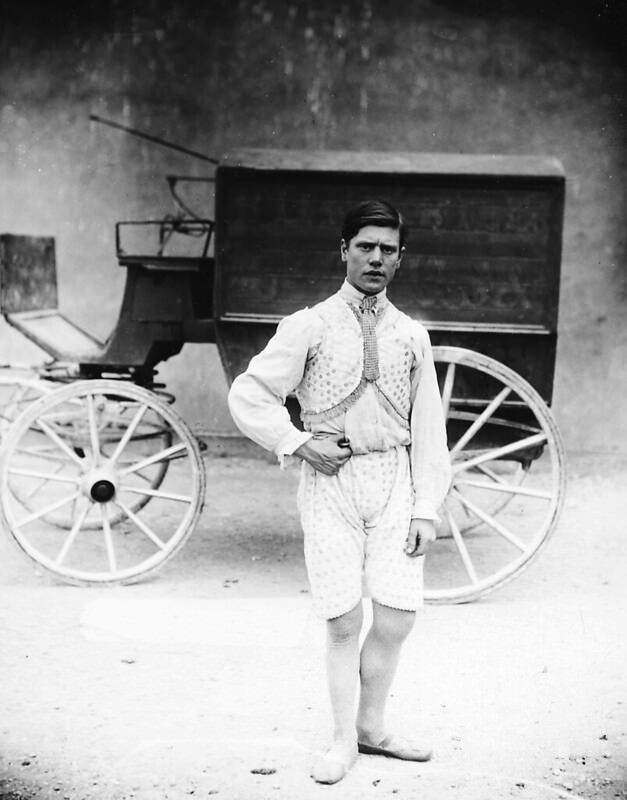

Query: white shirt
[228,280,451,520]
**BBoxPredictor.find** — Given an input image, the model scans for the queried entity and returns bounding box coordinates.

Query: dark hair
[341,199,407,249]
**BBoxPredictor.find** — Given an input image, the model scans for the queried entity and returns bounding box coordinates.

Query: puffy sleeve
[227,308,322,460]
[408,323,452,521]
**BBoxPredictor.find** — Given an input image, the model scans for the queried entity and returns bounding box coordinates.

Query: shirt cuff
[412,498,440,523]
[275,430,313,469]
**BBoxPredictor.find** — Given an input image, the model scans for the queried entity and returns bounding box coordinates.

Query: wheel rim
[425,347,566,604]
[0,380,206,584]
[0,370,53,438]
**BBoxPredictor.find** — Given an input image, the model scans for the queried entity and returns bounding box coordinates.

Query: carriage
[0,149,566,603]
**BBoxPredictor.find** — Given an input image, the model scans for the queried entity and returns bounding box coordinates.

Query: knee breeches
[297,446,424,620]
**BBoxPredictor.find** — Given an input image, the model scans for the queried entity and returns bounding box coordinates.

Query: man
[228,199,451,784]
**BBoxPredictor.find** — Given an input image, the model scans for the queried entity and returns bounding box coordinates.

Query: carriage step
[6,309,103,360]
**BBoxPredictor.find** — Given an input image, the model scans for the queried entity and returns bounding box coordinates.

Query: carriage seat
[0,234,104,361]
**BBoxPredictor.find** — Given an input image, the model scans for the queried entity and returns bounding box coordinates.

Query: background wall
[0,0,625,454]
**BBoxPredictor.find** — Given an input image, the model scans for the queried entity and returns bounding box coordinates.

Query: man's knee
[372,603,416,644]
[326,603,363,646]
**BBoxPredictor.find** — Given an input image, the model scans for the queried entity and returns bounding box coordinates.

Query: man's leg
[356,600,415,745]
[311,601,363,783]
[326,601,364,744]
[354,449,431,760]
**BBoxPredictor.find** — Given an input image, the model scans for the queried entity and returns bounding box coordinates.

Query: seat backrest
[0,234,58,314]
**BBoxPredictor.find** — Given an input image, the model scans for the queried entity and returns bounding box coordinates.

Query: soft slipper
[358,734,432,762]
[310,749,357,784]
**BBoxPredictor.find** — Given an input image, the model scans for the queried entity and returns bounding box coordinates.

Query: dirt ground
[0,451,626,800]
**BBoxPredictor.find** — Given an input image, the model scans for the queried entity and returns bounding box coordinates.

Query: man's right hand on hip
[294,434,352,475]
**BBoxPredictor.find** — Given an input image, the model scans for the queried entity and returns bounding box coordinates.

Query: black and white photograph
[0,1,625,797]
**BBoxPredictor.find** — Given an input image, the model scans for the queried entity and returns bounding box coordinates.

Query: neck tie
[359,295,380,381]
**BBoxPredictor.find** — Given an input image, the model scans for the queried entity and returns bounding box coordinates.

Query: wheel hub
[90,479,116,503]
[81,468,118,504]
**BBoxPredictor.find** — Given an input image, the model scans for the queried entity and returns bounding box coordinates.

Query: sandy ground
[0,452,626,800]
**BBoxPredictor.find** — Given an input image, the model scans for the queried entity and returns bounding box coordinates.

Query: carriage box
[214,150,565,402]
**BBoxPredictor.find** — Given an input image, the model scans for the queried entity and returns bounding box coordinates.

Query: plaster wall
[1,0,625,453]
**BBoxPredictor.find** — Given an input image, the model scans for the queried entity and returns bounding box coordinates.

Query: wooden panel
[216,318,556,403]
[130,270,196,323]
[0,234,58,314]
[215,161,564,332]
[221,149,565,177]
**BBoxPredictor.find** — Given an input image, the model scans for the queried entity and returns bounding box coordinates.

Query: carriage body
[0,150,566,601]
[214,150,564,388]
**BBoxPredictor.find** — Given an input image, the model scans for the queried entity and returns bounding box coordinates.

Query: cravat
[359,295,380,381]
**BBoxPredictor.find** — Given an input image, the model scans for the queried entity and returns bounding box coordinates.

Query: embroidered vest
[295,294,414,426]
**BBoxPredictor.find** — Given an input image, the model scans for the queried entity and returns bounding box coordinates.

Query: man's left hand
[405,518,436,558]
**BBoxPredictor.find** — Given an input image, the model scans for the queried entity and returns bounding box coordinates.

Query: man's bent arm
[409,325,452,521]
[227,309,318,459]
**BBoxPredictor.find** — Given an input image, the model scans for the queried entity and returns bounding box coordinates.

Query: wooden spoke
[14,490,82,528]
[108,403,149,465]
[452,489,527,552]
[8,466,80,484]
[20,462,77,502]
[55,503,91,565]
[109,463,163,484]
[475,463,508,483]
[114,499,166,549]
[15,443,66,458]
[441,362,455,419]
[0,384,35,422]
[449,408,542,435]
[452,432,547,474]
[35,417,86,469]
[9,384,28,403]
[134,469,160,484]
[452,485,475,522]
[455,478,552,500]
[39,410,85,424]
[86,394,101,465]
[119,485,193,503]
[450,386,512,455]
[118,442,187,476]
[100,504,117,573]
[445,506,479,584]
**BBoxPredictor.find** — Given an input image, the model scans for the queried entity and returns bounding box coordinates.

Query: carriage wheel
[0,372,171,529]
[0,380,206,585]
[424,347,566,604]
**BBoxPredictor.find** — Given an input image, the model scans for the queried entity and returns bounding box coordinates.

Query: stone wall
[0,0,625,453]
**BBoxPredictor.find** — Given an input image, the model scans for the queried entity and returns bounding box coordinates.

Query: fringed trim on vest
[373,384,411,429]
[300,377,369,424]
[300,377,410,428]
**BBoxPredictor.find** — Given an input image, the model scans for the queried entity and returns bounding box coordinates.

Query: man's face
[341,225,403,295]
